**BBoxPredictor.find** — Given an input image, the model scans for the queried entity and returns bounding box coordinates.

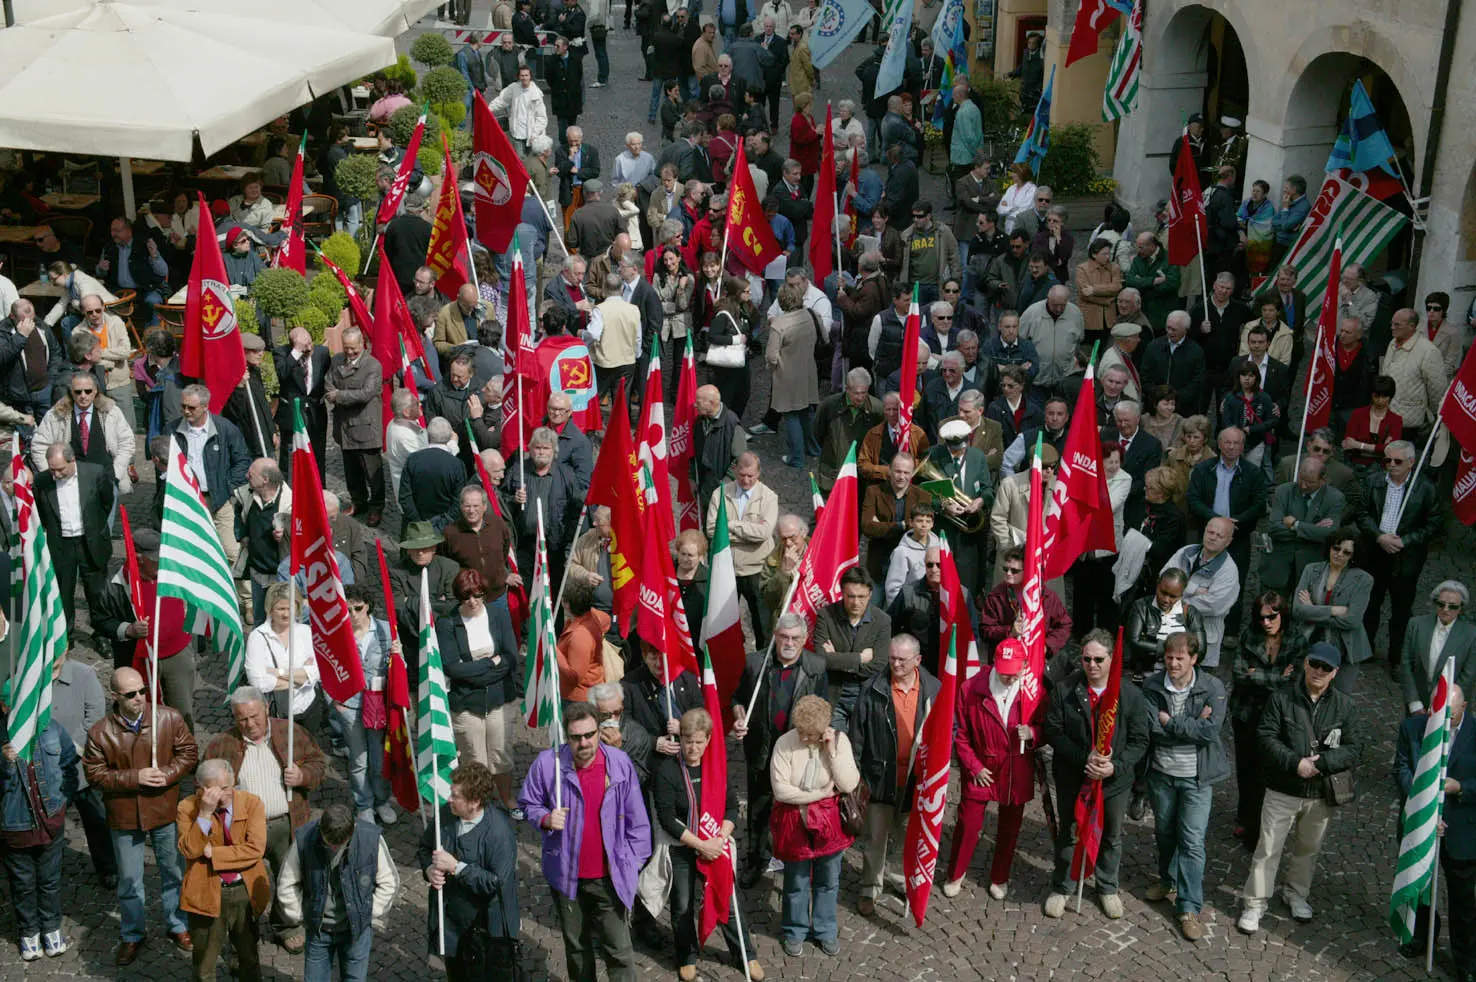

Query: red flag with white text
[374,541,421,812]
[1303,236,1341,433]
[670,332,700,532]
[1018,439,1049,721]
[896,284,922,448]
[273,133,308,275]
[1166,133,1207,267]
[1043,357,1116,579]
[903,627,958,925]
[500,237,536,453]
[1066,0,1123,65]
[786,444,861,634]
[586,382,646,629]
[635,478,699,681]
[182,192,246,413]
[696,646,736,941]
[637,336,676,546]
[424,138,471,297]
[937,536,979,684]
[1453,449,1476,526]
[1441,343,1476,453]
[810,104,838,287]
[725,138,784,276]
[376,107,426,226]
[1071,628,1124,881]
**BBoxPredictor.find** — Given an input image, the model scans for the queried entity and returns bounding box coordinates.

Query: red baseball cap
[994,638,1026,675]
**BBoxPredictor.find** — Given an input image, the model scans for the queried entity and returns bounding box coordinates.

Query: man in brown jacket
[177,759,271,982]
[83,666,199,966]
[324,325,386,526]
[204,685,328,953]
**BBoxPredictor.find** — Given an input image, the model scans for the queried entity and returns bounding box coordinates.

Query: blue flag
[809,0,880,69]
[929,0,967,124]
[1325,79,1397,175]
[874,0,915,99]
[1014,64,1055,176]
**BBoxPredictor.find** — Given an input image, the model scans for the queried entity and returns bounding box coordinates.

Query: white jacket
[489,82,548,142]
[76,313,133,391]
[276,834,401,929]
[30,394,137,492]
[884,530,940,604]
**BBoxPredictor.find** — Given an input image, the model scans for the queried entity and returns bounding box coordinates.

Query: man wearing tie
[1395,683,1476,976]
[34,443,113,628]
[757,16,788,130]
[774,159,813,254]
[1271,263,1310,366]
[272,327,330,479]
[29,370,136,499]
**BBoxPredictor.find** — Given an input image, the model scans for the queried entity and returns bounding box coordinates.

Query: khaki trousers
[1241,788,1332,911]
[859,801,909,901]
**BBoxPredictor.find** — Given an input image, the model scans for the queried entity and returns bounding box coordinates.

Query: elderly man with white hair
[1140,309,1209,417]
[1103,399,1162,529]
[1019,284,1085,389]
[589,681,654,785]
[923,350,978,426]
[611,131,656,186]
[398,417,470,530]
[1400,580,1476,714]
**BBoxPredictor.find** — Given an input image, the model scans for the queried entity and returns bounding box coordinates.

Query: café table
[40,192,99,211]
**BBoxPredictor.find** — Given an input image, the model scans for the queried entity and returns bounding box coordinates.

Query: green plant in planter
[387,104,442,150]
[235,298,277,397]
[410,32,454,68]
[418,144,444,177]
[317,232,361,275]
[252,268,310,321]
[335,153,380,203]
[970,75,1024,138]
[1037,124,1102,197]
[290,303,333,343]
[422,65,467,109]
[381,55,418,93]
[308,271,348,322]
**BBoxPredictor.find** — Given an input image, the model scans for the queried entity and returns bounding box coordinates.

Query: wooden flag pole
[742,571,804,726]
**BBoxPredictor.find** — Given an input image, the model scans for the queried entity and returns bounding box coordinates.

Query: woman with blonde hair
[770,694,861,957]
[995,162,1037,234]
[1165,415,1214,507]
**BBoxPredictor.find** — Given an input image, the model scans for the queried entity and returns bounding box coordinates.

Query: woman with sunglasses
[1229,590,1306,846]
[1291,529,1372,697]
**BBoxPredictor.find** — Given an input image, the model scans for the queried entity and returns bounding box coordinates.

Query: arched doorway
[1150,5,1251,188]
[1283,53,1418,271]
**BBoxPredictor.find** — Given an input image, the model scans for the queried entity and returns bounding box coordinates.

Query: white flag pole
[286,580,297,802]
[732,884,753,982]
[742,571,804,726]
[433,772,446,956]
[149,588,161,769]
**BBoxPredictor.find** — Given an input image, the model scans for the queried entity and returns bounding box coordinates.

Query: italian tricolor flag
[700,491,747,709]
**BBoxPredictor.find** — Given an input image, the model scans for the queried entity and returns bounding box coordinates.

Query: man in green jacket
[1123,231,1182,334]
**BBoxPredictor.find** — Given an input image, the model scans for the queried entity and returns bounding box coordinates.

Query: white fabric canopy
[0,0,416,160]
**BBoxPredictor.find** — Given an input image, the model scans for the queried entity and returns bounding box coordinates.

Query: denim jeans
[333,701,390,812]
[781,850,842,944]
[593,34,609,83]
[649,77,666,120]
[112,825,187,941]
[304,925,374,982]
[780,407,819,464]
[1146,770,1213,913]
[3,834,64,936]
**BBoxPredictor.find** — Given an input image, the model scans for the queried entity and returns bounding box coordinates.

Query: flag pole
[433,761,446,955]
[742,570,804,725]
[149,588,161,769]
[551,500,593,616]
[832,185,843,280]
[1292,329,1321,474]
[533,194,573,266]
[732,884,754,982]
[1075,855,1086,913]
[1192,214,1210,303]
[1427,854,1440,973]
[517,365,526,488]
[286,580,296,802]
[718,222,731,278]
[1396,399,1449,529]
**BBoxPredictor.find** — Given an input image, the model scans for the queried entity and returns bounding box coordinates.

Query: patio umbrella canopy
[0,0,419,161]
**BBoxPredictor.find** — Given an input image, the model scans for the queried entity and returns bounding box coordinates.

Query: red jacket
[977,583,1072,658]
[770,796,854,861]
[789,112,821,176]
[953,670,1042,806]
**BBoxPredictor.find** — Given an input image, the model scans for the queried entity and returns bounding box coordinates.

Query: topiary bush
[308,271,348,322]
[336,153,380,202]
[418,144,444,177]
[971,75,1024,139]
[380,55,418,93]
[422,65,467,106]
[318,232,361,275]
[253,268,310,320]
[410,32,454,68]
[1038,124,1103,197]
[387,104,443,149]
[290,303,332,343]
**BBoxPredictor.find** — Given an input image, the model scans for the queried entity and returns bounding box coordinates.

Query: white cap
[1220,116,1242,128]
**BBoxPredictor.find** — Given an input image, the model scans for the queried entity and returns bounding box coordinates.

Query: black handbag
[456,922,530,982]
[837,781,871,837]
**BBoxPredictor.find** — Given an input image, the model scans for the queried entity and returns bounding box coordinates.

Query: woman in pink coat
[942,639,1042,899]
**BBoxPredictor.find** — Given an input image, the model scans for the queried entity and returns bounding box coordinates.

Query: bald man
[708,452,779,647]
[1163,517,1242,669]
[693,384,748,527]
[433,284,486,372]
[84,667,200,965]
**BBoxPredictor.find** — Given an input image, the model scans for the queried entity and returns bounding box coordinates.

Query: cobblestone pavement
[5,14,1476,982]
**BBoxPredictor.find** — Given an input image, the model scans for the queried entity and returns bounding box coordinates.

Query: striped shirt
[239,737,290,820]
[1152,674,1199,778]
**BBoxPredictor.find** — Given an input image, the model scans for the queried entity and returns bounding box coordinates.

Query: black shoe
[101,872,119,890]
[739,866,765,889]
[1399,941,1427,959]
[1127,792,1147,821]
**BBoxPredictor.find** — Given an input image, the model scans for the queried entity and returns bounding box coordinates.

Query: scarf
[1336,341,1361,373]
[989,669,1020,722]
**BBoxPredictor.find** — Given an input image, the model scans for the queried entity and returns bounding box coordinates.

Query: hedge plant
[335,153,380,202]
[410,32,454,68]
[318,232,361,275]
[1037,124,1102,197]
[252,268,310,320]
[291,303,332,343]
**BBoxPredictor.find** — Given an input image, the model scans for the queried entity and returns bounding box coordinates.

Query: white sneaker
[375,803,399,826]
[766,857,784,873]
[19,934,41,961]
[42,930,66,957]
[1237,908,1262,934]
[941,877,964,898]
[1100,893,1124,919]
[1285,893,1313,922]
[1043,893,1068,918]
[988,882,1008,900]
[591,80,606,87]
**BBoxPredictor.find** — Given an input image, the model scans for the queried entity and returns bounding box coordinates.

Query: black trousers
[52,534,107,629]
[670,848,751,967]
[73,787,118,877]
[1224,535,1252,637]
[765,87,782,131]
[1412,846,1476,971]
[744,763,775,871]
[1231,712,1267,841]
[342,449,385,512]
[278,406,327,481]
[736,572,769,649]
[1071,554,1119,636]
[1363,548,1424,666]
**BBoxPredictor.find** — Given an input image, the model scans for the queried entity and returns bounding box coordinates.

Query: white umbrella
[0,2,398,161]
[9,0,446,41]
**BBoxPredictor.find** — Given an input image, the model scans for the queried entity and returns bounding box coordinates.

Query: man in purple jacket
[519,703,652,982]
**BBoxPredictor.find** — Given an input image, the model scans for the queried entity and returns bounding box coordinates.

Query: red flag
[1070,628,1124,881]
[810,104,838,286]
[896,284,922,447]
[1302,236,1341,433]
[637,338,676,546]
[471,425,528,637]
[1018,442,1049,722]
[1441,343,1476,452]
[511,335,601,448]
[1166,133,1207,267]
[1453,449,1476,526]
[118,505,154,687]
[586,381,646,628]
[670,333,700,532]
[290,402,366,703]
[319,251,374,334]
[786,448,861,634]
[1066,0,1122,65]
[500,240,536,454]
[273,134,308,274]
[635,488,698,681]
[937,535,980,685]
[470,91,530,253]
[181,192,246,413]
[696,646,737,941]
[376,107,427,226]
[725,138,784,276]
[375,540,421,812]
[1331,167,1404,202]
[841,150,861,249]
[903,613,960,926]
[1043,358,1116,580]
[425,139,471,297]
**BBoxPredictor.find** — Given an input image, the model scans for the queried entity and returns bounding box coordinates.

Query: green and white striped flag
[1262,174,1408,303]
[157,446,245,698]
[1101,0,1142,121]
[522,502,560,732]
[880,0,907,33]
[1391,657,1454,942]
[5,437,67,760]
[416,569,457,805]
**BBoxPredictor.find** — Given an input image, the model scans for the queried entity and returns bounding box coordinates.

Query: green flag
[416,569,458,805]
[5,437,67,759]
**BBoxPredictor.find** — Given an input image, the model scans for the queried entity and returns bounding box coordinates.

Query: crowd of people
[1,2,1475,981]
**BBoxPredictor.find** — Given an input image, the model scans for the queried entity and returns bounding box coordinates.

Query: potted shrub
[421,65,468,130]
[317,232,361,277]
[252,268,310,341]
[410,32,454,69]
[307,273,350,352]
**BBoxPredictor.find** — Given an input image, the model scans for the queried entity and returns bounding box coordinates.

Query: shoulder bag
[1304,711,1354,806]
[704,310,745,368]
[837,780,870,837]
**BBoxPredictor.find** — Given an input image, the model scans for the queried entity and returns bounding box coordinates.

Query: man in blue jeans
[1141,630,1229,942]
[82,665,199,966]
[278,802,401,982]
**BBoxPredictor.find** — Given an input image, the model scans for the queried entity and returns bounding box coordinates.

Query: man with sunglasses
[1237,641,1358,934]
[1042,628,1150,921]
[1425,291,1465,380]
[1400,581,1476,715]
[1357,439,1443,672]
[83,666,200,965]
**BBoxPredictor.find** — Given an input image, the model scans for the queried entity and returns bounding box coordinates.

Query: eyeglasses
[348,603,369,613]
[1081,656,1108,665]
[1036,197,1051,203]
[83,308,104,315]
[1002,567,1023,575]
[1436,601,1464,611]
[934,315,952,321]
[1427,304,1445,312]
[119,688,147,699]
[70,388,95,396]
[567,729,599,742]
[597,710,622,721]
[942,286,960,293]
[1307,661,1336,673]
[924,561,942,569]
[1384,457,1411,465]
[32,235,48,243]
[1259,611,1281,621]
[911,213,926,219]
